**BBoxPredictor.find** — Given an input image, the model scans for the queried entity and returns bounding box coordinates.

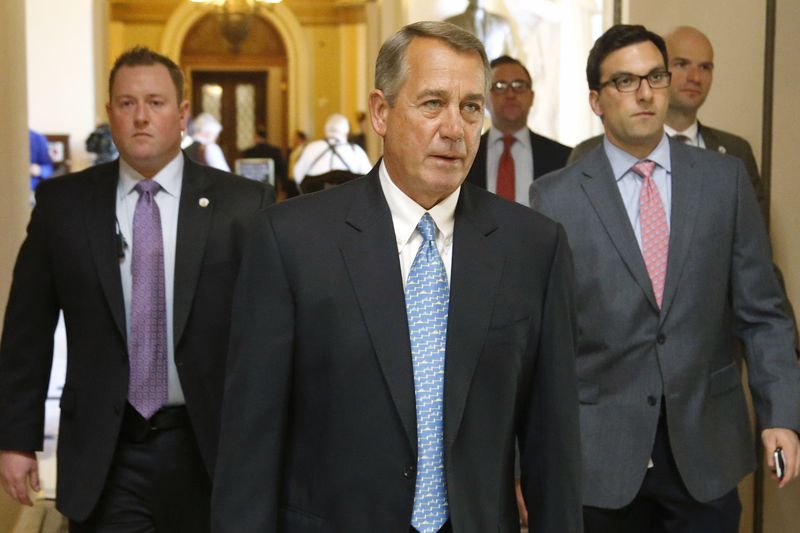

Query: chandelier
[191,0,282,54]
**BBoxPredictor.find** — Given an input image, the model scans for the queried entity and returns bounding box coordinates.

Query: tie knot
[672,134,691,144]
[417,213,437,243]
[135,179,161,197]
[502,134,516,150]
[631,160,656,180]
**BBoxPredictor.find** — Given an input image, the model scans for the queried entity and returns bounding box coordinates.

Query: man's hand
[514,478,529,527]
[0,450,39,506]
[762,428,800,488]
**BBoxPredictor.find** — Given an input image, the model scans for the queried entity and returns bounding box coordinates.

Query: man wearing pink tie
[532,24,800,533]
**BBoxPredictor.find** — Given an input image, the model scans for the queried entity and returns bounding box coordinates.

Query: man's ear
[588,90,603,118]
[179,100,190,130]
[368,89,389,138]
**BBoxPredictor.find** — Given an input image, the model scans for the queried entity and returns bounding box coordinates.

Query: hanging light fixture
[191,0,282,54]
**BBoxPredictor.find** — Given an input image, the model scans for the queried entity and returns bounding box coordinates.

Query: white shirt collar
[488,126,530,149]
[664,121,700,144]
[118,153,184,201]
[378,160,459,252]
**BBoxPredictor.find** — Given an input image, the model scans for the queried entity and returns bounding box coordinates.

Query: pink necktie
[496,134,516,201]
[633,160,668,308]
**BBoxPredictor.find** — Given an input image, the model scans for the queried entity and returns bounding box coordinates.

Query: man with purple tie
[0,47,273,532]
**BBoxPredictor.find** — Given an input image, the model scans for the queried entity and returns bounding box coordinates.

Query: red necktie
[632,160,669,308]
[496,134,516,201]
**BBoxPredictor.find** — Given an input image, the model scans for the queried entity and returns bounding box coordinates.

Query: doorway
[191,70,267,167]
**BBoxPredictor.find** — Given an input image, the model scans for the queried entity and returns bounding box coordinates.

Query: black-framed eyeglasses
[490,80,531,93]
[597,70,672,92]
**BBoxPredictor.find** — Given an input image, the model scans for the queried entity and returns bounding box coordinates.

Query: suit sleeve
[211,210,294,532]
[0,188,61,451]
[519,223,583,533]
[735,141,765,218]
[729,158,800,432]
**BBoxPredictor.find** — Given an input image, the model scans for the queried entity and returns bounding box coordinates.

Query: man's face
[369,37,485,209]
[487,62,534,133]
[666,29,714,115]
[589,41,669,157]
[106,64,189,178]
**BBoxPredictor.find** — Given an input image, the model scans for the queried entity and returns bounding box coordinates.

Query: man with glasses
[466,55,570,205]
[531,24,800,533]
[569,27,765,216]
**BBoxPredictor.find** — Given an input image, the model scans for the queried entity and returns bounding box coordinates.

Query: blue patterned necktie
[128,179,168,419]
[406,213,449,532]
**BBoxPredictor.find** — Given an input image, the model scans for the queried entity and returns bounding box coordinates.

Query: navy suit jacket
[212,167,583,532]
[466,129,571,193]
[0,155,274,520]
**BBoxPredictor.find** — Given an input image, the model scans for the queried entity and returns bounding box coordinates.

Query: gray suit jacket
[531,139,800,508]
[568,123,765,217]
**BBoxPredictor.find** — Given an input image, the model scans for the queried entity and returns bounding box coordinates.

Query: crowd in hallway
[2,9,799,533]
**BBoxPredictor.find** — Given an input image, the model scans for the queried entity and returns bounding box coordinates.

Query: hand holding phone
[774,447,785,481]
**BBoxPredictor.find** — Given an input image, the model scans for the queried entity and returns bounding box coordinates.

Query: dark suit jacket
[0,155,274,521]
[212,168,582,532]
[567,123,765,216]
[242,142,288,185]
[466,129,572,192]
[532,140,800,508]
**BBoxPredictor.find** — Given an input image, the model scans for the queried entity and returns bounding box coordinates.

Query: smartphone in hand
[774,447,785,481]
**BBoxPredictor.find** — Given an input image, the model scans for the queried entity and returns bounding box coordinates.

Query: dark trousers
[70,406,210,533]
[583,410,740,533]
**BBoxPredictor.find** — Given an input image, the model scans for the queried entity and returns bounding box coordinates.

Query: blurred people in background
[287,129,307,181]
[85,123,119,165]
[185,112,230,171]
[241,125,287,186]
[292,113,372,188]
[29,129,53,191]
[348,111,368,151]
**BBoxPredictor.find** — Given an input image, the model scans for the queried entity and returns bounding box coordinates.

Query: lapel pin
[199,197,210,208]
[718,146,727,154]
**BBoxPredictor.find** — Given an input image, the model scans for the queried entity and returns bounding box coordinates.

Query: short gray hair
[375,21,490,106]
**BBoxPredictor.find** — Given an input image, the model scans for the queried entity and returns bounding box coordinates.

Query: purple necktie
[128,179,168,419]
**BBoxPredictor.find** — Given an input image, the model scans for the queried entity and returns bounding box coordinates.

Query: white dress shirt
[485,126,534,205]
[378,161,457,287]
[664,121,706,148]
[117,153,185,405]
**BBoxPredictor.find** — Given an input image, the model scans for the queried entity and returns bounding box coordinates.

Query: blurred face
[589,41,669,159]
[106,64,189,178]
[487,62,534,133]
[666,28,714,115]
[369,37,486,209]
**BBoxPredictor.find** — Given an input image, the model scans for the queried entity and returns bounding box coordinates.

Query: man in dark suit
[568,27,765,217]
[532,25,800,533]
[241,125,288,187]
[0,47,274,531]
[212,21,581,533]
[466,55,571,205]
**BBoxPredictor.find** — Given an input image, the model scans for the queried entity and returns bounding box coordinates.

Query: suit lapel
[85,162,126,339]
[340,172,418,452]
[444,186,503,452]
[659,141,700,321]
[580,150,659,311]
[173,158,213,347]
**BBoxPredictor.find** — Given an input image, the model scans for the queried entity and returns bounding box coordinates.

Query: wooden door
[191,70,267,166]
